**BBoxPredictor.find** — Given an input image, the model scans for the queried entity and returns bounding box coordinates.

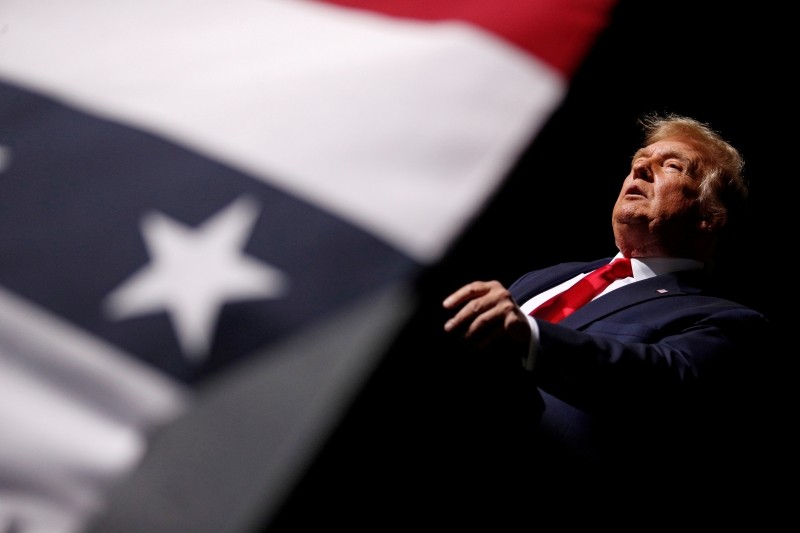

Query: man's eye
[664,162,684,173]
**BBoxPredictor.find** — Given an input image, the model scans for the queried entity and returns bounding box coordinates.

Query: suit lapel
[560,270,704,328]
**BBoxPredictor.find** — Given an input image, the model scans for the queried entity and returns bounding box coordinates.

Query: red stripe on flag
[319,0,617,77]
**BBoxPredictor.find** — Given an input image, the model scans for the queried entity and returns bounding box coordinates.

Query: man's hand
[442,280,531,351]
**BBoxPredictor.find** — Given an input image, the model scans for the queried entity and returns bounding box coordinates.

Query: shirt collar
[612,252,703,281]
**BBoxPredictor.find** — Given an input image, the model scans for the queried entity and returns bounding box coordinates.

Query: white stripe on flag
[0,286,188,533]
[0,0,563,263]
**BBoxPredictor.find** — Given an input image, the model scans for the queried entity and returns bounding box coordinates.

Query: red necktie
[529,258,633,323]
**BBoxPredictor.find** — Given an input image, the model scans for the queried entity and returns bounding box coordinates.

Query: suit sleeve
[532,302,769,419]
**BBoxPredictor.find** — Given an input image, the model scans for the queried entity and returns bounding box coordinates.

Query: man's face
[612,138,705,240]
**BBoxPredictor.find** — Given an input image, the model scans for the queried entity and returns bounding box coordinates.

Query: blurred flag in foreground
[0,0,614,531]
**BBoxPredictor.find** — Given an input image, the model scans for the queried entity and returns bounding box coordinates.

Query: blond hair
[639,112,748,233]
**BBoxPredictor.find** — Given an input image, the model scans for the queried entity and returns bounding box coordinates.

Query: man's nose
[631,159,654,181]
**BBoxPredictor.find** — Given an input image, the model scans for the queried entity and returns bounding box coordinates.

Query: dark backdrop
[269,1,790,529]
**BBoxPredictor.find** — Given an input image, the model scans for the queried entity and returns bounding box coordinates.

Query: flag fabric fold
[0,0,615,531]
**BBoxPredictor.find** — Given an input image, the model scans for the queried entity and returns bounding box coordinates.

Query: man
[441,113,772,520]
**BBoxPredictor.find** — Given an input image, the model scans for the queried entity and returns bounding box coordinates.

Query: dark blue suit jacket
[508,258,771,484]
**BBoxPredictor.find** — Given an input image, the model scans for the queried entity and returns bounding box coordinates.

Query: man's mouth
[624,185,646,198]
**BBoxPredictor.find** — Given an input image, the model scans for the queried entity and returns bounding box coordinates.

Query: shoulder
[669,270,769,317]
[508,259,608,303]
[516,259,610,280]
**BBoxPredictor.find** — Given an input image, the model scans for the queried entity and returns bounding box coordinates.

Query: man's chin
[612,211,649,226]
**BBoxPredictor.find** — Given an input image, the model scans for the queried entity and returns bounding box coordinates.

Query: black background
[270,1,792,529]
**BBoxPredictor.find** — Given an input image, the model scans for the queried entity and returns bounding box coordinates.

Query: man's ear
[698,213,725,233]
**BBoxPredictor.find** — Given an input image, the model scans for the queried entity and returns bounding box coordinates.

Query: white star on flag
[104,195,289,360]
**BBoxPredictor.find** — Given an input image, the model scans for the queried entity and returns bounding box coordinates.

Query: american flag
[0,1,615,531]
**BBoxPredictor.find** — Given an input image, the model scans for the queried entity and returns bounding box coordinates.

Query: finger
[444,289,502,333]
[442,280,494,309]
[463,300,508,338]
[467,310,530,351]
